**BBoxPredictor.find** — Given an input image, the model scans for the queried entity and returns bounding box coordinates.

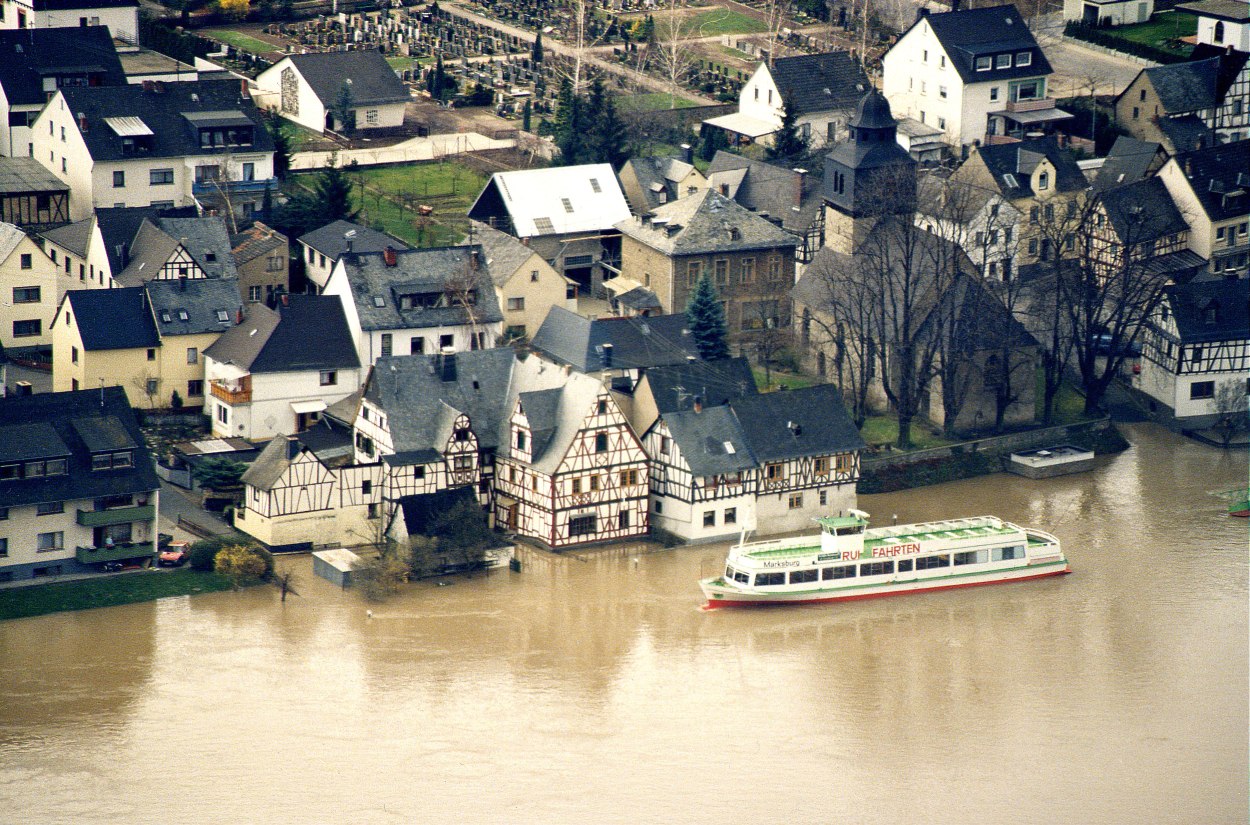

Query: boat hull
[701,562,1071,609]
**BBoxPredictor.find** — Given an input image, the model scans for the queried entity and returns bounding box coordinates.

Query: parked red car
[159,541,190,567]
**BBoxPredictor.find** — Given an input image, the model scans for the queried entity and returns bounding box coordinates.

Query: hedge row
[1063,22,1190,64]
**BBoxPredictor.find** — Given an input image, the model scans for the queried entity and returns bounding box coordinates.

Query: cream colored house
[471,221,576,342]
[0,221,59,351]
[38,215,115,290]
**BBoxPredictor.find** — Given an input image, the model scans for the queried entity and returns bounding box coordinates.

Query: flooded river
[1,424,1246,824]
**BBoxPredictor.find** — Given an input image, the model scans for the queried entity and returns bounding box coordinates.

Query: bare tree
[762,0,794,66]
[1211,379,1249,448]
[651,0,701,109]
[801,251,878,427]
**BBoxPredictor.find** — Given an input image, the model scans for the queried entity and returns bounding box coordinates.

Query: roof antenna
[99,378,105,408]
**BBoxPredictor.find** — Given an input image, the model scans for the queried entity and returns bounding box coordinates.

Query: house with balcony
[204,294,361,440]
[255,50,409,135]
[644,383,864,543]
[0,219,59,352]
[31,77,275,222]
[231,221,289,305]
[0,26,127,160]
[323,244,504,368]
[0,385,159,582]
[0,1,138,44]
[467,163,632,296]
[1138,277,1249,425]
[1156,140,1250,279]
[298,219,410,294]
[143,276,241,411]
[882,4,1070,148]
[614,189,799,335]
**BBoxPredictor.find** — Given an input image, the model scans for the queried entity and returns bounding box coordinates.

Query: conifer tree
[767,91,809,161]
[553,78,585,165]
[532,31,544,63]
[685,273,730,361]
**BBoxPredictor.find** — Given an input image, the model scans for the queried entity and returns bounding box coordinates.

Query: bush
[188,534,270,573]
[354,548,412,601]
[214,544,274,584]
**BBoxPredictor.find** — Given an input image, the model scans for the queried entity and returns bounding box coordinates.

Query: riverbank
[0,568,238,622]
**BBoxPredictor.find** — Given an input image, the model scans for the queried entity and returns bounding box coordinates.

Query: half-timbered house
[115,217,239,287]
[1138,277,1249,426]
[645,384,865,542]
[1087,177,1207,283]
[494,372,650,548]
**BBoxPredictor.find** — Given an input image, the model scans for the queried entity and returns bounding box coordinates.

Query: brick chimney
[383,246,397,266]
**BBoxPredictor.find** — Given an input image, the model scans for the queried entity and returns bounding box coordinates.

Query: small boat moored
[700,510,1069,609]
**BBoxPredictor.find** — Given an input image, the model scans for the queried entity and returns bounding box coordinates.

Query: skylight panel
[724,441,736,454]
[215,310,229,322]
[373,295,386,307]
[534,217,555,233]
[561,198,574,213]
[160,311,171,323]
[590,178,601,193]
[178,309,190,321]
[1003,173,1019,189]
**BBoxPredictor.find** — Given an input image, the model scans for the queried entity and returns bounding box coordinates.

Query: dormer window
[996,54,1011,69]
[1016,51,1032,67]
[1038,171,1049,191]
[515,429,528,451]
[1205,304,1219,325]
[91,451,133,471]
[975,56,992,71]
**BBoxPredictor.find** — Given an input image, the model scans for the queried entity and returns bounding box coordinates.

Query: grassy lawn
[1107,12,1196,52]
[1039,372,1097,425]
[689,8,768,35]
[860,416,956,450]
[0,568,237,622]
[753,367,818,392]
[347,161,489,248]
[387,56,415,70]
[617,92,701,111]
[204,29,277,56]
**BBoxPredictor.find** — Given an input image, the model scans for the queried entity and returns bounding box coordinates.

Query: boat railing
[1023,527,1061,547]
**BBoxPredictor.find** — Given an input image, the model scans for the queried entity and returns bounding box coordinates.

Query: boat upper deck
[738,516,1025,560]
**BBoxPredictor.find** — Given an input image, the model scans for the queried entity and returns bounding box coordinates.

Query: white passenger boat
[700,510,1069,609]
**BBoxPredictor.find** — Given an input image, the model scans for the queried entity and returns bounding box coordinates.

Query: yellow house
[0,221,60,352]
[52,280,240,408]
[471,221,576,342]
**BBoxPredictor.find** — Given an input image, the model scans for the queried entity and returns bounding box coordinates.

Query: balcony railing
[77,504,156,527]
[75,542,155,564]
[210,381,251,404]
[191,176,279,197]
[1006,98,1056,113]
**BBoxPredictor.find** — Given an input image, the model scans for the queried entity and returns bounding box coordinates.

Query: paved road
[1032,16,1150,97]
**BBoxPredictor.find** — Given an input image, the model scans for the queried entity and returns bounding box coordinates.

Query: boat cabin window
[916,555,951,570]
[822,564,856,580]
[992,545,1025,561]
[725,565,749,584]
[859,561,893,576]
[954,550,989,566]
[754,572,785,586]
[824,523,865,537]
[789,569,818,584]
[897,559,913,573]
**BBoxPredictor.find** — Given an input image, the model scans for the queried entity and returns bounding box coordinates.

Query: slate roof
[337,245,503,332]
[974,136,1087,200]
[39,217,95,259]
[467,164,632,238]
[230,222,287,266]
[0,386,158,510]
[1155,114,1215,155]
[706,151,823,233]
[28,0,137,9]
[118,216,239,285]
[642,357,758,415]
[242,436,310,491]
[0,222,26,264]
[1176,0,1250,20]
[0,27,126,107]
[823,91,915,178]
[1170,140,1250,223]
[621,155,700,213]
[1098,177,1190,242]
[0,157,70,196]
[907,5,1052,84]
[469,220,545,287]
[204,294,359,373]
[146,277,242,338]
[298,219,408,260]
[1095,136,1165,192]
[95,205,198,276]
[766,51,870,115]
[530,307,701,372]
[66,287,159,351]
[1143,57,1221,114]
[284,50,409,107]
[1161,278,1249,344]
[661,383,865,477]
[61,78,273,163]
[615,189,798,256]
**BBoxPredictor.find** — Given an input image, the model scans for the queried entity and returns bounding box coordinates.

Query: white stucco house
[0,0,138,43]
[1064,0,1154,26]
[0,220,58,351]
[882,4,1070,148]
[1177,0,1250,51]
[255,50,408,134]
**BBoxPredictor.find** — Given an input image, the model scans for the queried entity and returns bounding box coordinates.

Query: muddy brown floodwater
[1,424,1246,824]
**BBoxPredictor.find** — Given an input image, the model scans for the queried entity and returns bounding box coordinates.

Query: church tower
[822,89,917,254]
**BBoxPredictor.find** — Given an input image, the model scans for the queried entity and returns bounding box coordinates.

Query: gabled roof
[0,27,126,107]
[706,151,823,233]
[242,436,317,491]
[0,157,70,196]
[61,78,273,163]
[0,386,158,510]
[1142,57,1221,113]
[118,216,239,285]
[146,277,242,338]
[283,50,409,107]
[27,0,137,9]
[39,216,95,259]
[1161,278,1249,344]
[904,5,1052,84]
[974,136,1086,200]
[615,188,798,255]
[204,294,359,373]
[1098,177,1189,242]
[469,220,550,287]
[620,155,700,213]
[66,287,159,351]
[230,222,287,266]
[337,246,503,332]
[641,357,758,415]
[1095,136,1166,192]
[1169,140,1250,223]
[508,371,607,474]
[1155,114,1215,155]
[467,164,631,237]
[530,307,701,372]
[95,205,199,276]
[662,404,756,476]
[298,219,409,259]
[763,51,870,115]
[0,222,27,264]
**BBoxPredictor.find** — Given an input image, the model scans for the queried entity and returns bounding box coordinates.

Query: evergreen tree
[522,98,532,132]
[699,124,728,162]
[552,77,584,165]
[314,161,357,224]
[532,30,543,63]
[586,78,629,167]
[768,91,809,161]
[685,273,730,360]
[267,114,292,179]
